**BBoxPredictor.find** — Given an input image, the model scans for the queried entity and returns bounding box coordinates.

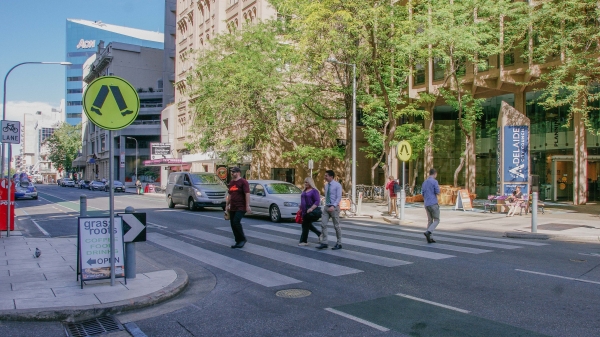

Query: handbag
[295,212,303,224]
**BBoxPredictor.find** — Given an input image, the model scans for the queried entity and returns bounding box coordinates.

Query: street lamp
[126,137,138,182]
[1,61,71,237]
[327,57,357,209]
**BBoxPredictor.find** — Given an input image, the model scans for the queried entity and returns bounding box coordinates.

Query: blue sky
[0,0,164,111]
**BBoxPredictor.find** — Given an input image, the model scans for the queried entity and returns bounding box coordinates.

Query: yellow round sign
[83,76,140,130]
[397,140,412,162]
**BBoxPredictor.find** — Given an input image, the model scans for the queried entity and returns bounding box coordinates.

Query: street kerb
[0,267,188,322]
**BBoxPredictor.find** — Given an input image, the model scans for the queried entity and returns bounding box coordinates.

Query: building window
[271,168,295,184]
[67,89,83,94]
[100,135,106,152]
[414,64,425,85]
[504,53,515,66]
[67,113,82,119]
[477,59,490,72]
[67,76,83,82]
[433,58,445,81]
[67,101,82,106]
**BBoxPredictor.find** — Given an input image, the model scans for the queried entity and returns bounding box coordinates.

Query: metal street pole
[326,57,357,206]
[2,61,71,237]
[127,137,138,181]
[109,131,115,286]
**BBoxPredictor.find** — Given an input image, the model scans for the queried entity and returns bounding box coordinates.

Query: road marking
[148,232,300,287]
[19,209,50,237]
[215,227,411,267]
[147,222,168,228]
[179,229,362,276]
[324,308,389,332]
[256,225,454,260]
[515,269,600,285]
[579,253,600,258]
[328,225,491,254]
[339,223,522,250]
[395,293,471,313]
[389,226,548,246]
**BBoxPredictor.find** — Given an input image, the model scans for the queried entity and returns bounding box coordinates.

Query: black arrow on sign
[87,258,97,266]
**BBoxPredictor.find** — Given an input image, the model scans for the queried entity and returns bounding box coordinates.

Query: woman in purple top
[298,177,323,246]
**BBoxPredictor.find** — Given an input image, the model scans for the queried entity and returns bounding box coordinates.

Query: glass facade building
[65,19,163,125]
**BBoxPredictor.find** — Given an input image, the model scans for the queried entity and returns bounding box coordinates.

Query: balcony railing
[130,120,161,126]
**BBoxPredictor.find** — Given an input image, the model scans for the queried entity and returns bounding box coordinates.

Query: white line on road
[147,222,168,228]
[20,209,50,237]
[393,227,548,246]
[579,253,600,258]
[395,293,471,313]
[324,308,390,332]
[515,269,600,285]
[148,232,301,287]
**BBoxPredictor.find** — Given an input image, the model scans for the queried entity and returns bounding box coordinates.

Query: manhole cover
[276,289,312,298]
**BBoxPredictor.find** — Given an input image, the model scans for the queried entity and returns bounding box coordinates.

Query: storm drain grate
[276,289,312,298]
[64,316,124,337]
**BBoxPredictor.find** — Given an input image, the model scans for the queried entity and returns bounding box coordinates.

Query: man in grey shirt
[317,170,343,250]
[422,168,441,243]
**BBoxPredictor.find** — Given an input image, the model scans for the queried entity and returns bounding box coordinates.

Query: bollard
[80,195,87,217]
[531,192,538,233]
[124,206,136,278]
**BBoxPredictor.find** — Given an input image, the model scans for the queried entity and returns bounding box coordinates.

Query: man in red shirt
[226,167,251,248]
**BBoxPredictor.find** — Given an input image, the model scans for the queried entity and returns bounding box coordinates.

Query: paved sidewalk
[0,233,188,321]
[351,200,600,243]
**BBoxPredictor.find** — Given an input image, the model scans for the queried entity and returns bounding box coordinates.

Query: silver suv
[166,172,227,211]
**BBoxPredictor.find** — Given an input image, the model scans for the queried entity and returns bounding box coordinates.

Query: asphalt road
[4,184,600,337]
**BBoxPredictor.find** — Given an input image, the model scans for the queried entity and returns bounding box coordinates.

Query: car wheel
[270,204,282,223]
[167,195,175,208]
[188,198,196,211]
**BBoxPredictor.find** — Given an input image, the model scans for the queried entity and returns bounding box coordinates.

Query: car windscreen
[113,181,123,185]
[265,183,302,194]
[190,174,224,185]
[19,181,30,188]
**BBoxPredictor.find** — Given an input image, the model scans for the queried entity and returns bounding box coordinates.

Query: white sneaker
[298,242,308,246]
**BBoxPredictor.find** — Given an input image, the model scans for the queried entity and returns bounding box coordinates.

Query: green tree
[45,123,82,173]
[186,22,342,166]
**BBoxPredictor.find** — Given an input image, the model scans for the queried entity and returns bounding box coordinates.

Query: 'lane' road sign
[1,120,21,144]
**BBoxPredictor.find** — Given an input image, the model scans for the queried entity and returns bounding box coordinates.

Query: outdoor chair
[483,195,496,213]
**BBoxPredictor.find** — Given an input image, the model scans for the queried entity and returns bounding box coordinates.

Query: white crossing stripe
[396,293,471,313]
[214,227,412,267]
[389,226,549,246]
[515,269,600,285]
[178,229,362,276]
[147,233,301,287]
[256,225,455,260]
[304,225,491,254]
[324,308,390,332]
[339,223,523,249]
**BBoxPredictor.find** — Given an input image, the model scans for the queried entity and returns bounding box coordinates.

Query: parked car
[89,180,106,191]
[247,180,302,222]
[61,178,75,187]
[15,181,38,200]
[166,172,227,211]
[77,180,91,189]
[105,181,125,192]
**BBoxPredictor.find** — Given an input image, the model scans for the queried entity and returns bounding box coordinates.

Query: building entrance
[549,155,600,202]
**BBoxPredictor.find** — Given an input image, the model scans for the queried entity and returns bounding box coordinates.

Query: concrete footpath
[0,232,188,322]
[353,200,600,243]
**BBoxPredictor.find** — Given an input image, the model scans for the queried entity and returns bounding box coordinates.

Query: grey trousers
[321,205,341,245]
[425,204,440,233]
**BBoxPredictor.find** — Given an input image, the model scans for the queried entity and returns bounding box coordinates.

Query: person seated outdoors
[506,186,524,217]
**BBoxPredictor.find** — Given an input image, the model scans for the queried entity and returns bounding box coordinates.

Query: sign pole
[6,144,10,237]
[109,130,115,286]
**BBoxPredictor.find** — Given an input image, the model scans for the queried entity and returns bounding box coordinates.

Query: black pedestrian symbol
[90,85,134,116]
[399,144,409,156]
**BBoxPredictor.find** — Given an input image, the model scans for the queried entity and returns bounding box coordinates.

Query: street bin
[0,179,15,231]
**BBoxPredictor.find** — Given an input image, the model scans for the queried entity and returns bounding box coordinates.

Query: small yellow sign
[397,140,412,162]
[83,76,140,131]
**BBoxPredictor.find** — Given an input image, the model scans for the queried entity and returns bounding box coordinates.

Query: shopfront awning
[72,156,87,168]
[143,158,183,166]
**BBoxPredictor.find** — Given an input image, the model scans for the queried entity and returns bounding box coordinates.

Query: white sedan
[247,180,303,222]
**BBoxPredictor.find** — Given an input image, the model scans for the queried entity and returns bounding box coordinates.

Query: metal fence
[356,185,386,201]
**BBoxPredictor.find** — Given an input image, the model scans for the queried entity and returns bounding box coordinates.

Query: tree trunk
[464,129,476,194]
[424,107,434,180]
[453,154,465,187]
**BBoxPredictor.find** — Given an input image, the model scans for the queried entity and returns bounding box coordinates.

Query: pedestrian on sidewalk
[386,176,398,215]
[506,186,523,217]
[226,167,251,249]
[135,179,142,195]
[385,176,394,208]
[422,168,440,243]
[317,170,343,250]
[298,177,323,246]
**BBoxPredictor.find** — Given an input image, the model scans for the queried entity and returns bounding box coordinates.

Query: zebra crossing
[148,223,549,288]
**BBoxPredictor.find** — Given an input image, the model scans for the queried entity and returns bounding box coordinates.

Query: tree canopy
[45,123,82,173]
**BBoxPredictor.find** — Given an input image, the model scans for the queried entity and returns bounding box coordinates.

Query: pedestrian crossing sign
[83,76,140,130]
[397,140,412,162]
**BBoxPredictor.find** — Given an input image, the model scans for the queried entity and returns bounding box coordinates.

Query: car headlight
[283,202,298,207]
[194,189,202,197]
